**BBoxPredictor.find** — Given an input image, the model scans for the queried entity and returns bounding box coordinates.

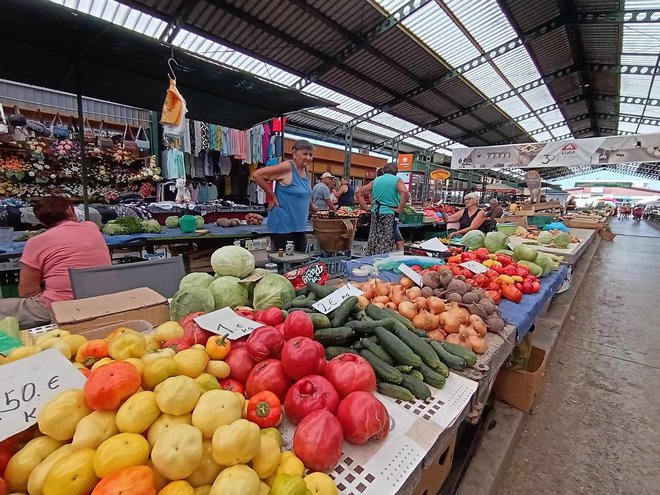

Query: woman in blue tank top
[252,140,313,252]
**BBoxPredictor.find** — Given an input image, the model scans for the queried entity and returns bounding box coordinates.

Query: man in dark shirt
[486,198,504,219]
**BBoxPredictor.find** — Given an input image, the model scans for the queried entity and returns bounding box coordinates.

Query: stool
[267,252,311,274]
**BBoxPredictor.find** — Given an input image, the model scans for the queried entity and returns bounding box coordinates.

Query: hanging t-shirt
[272,117,286,132]
[208,183,218,201]
[251,125,264,164]
[262,123,271,163]
[166,149,185,178]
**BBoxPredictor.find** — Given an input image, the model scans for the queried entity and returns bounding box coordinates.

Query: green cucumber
[362,340,395,366]
[441,342,478,367]
[309,313,331,329]
[430,341,466,370]
[346,318,398,334]
[365,304,390,321]
[395,327,441,369]
[325,347,356,360]
[400,374,432,400]
[408,369,424,381]
[361,350,403,384]
[395,365,412,373]
[380,307,417,332]
[415,362,446,389]
[352,340,364,351]
[377,382,415,402]
[412,328,428,338]
[307,281,336,298]
[313,327,355,346]
[374,327,422,367]
[282,295,307,310]
[295,286,310,297]
[332,296,359,327]
[434,359,450,378]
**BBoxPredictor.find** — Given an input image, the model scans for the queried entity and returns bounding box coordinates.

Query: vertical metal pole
[76,62,90,220]
[391,140,400,164]
[421,153,431,201]
[343,127,353,178]
[280,114,285,163]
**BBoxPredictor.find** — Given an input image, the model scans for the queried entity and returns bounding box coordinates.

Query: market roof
[0,0,331,130]
[42,0,660,180]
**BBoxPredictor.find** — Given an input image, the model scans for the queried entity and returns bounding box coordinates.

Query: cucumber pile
[293,283,478,403]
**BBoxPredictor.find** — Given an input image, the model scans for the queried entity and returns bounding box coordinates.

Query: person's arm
[355,182,374,211]
[323,185,336,211]
[439,207,462,223]
[448,210,486,238]
[18,263,42,297]
[336,184,348,198]
[251,162,291,209]
[394,179,410,214]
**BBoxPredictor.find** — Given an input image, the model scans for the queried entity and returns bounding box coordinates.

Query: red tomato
[219,378,245,395]
[336,391,390,445]
[225,347,256,384]
[84,361,141,410]
[253,307,284,326]
[246,359,293,401]
[246,326,284,361]
[179,312,214,345]
[281,337,324,381]
[0,447,11,477]
[284,375,340,425]
[324,354,376,398]
[485,269,498,279]
[0,476,6,495]
[532,281,541,293]
[283,311,314,340]
[161,337,192,352]
[293,409,344,473]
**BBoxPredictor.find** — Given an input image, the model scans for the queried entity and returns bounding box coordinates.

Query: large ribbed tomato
[284,375,339,425]
[91,465,155,495]
[246,359,292,401]
[84,361,141,410]
[324,353,376,397]
[336,391,390,444]
[293,409,343,472]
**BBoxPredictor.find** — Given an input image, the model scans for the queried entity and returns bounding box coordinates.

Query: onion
[375,282,391,297]
[467,335,486,354]
[412,310,438,331]
[373,302,385,309]
[398,301,418,321]
[446,333,472,349]
[399,276,414,289]
[362,288,375,300]
[407,287,422,300]
[426,297,446,314]
[390,286,407,305]
[427,329,446,341]
[357,296,370,309]
[468,315,487,336]
[373,295,391,304]
[413,297,428,310]
[385,302,398,311]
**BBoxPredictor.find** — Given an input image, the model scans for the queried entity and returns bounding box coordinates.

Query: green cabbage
[170,287,215,321]
[534,254,554,277]
[143,219,162,233]
[211,246,255,278]
[165,216,180,228]
[194,215,205,229]
[209,276,248,309]
[552,232,571,249]
[517,260,543,277]
[484,232,508,252]
[537,231,553,245]
[102,222,127,235]
[459,230,486,249]
[252,273,296,310]
[513,244,538,262]
[496,249,514,256]
[179,272,214,291]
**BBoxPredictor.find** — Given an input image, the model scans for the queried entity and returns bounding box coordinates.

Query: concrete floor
[498,219,660,495]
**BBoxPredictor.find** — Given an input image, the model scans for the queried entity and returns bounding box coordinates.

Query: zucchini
[380,307,416,332]
[374,327,422,367]
[360,350,403,384]
[314,327,355,346]
[440,342,478,367]
[346,318,397,334]
[308,313,331,329]
[400,374,432,400]
[430,341,466,370]
[408,369,424,381]
[415,362,446,388]
[307,281,336,298]
[395,365,412,373]
[362,340,395,366]
[395,327,441,369]
[412,328,428,338]
[377,382,415,402]
[325,347,356,360]
[331,296,359,327]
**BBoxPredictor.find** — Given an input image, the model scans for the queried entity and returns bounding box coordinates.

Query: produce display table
[506,228,598,265]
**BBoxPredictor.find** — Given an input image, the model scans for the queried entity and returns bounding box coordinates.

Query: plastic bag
[543,222,569,232]
[373,255,444,272]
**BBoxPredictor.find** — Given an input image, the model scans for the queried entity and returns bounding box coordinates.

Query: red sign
[398,154,414,171]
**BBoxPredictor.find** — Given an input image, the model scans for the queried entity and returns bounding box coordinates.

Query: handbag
[26,109,51,137]
[7,105,26,127]
[97,120,115,148]
[0,104,8,135]
[135,125,150,151]
[122,124,138,151]
[50,113,70,139]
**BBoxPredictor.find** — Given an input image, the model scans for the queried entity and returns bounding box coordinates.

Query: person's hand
[448,231,460,239]
[268,196,279,210]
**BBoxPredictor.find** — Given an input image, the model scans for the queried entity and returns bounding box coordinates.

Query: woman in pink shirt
[0,196,111,328]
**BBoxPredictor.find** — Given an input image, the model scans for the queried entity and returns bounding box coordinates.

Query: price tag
[0,349,86,441]
[459,261,489,274]
[312,284,363,314]
[419,237,449,252]
[238,272,266,284]
[194,308,262,339]
[398,264,424,287]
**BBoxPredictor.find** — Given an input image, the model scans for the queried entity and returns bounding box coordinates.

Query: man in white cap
[311,172,337,212]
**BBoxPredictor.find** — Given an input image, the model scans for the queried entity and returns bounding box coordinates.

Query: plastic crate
[527,215,555,228]
[0,269,19,298]
[400,212,423,224]
[303,256,349,277]
[422,230,448,240]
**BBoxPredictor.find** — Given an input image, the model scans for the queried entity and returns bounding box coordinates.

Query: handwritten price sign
[459,261,488,274]
[312,284,363,314]
[0,349,86,441]
[194,308,263,339]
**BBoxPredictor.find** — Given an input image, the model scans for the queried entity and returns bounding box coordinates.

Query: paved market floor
[498,219,660,495]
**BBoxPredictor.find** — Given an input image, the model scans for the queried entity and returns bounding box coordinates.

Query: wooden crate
[496,216,527,227]
[168,245,213,273]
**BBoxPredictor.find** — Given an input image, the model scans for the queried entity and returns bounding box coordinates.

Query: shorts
[0,294,52,329]
[270,232,307,252]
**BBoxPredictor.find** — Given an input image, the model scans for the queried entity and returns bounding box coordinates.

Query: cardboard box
[51,288,169,334]
[23,319,153,343]
[493,346,547,412]
[412,431,456,495]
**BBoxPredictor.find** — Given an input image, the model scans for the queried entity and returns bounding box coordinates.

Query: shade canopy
[485,182,520,194]
[0,0,331,129]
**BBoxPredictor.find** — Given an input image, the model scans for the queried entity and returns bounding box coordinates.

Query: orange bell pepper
[75,339,110,367]
[246,391,282,428]
[205,334,231,360]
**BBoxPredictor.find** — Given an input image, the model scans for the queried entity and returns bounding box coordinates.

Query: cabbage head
[534,253,554,277]
[170,287,215,321]
[460,230,486,249]
[211,246,255,278]
[513,244,538,262]
[179,272,214,291]
[484,232,507,252]
[537,231,553,245]
[194,215,205,229]
[552,232,571,249]
[209,276,248,309]
[165,216,179,228]
[102,222,127,235]
[252,273,295,310]
[143,219,162,233]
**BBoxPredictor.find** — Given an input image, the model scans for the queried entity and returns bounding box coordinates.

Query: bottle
[285,241,294,256]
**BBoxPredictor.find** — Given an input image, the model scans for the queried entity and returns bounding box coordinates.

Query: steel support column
[344,127,354,178]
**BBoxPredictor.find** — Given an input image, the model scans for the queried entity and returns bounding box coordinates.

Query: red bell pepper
[484,290,502,304]
[246,391,282,428]
[516,266,530,277]
[501,284,523,303]
[447,255,462,264]
[486,269,498,279]
[521,281,534,294]
[246,325,284,361]
[474,248,490,261]
[502,265,518,277]
[234,308,255,320]
[532,281,541,293]
[283,311,314,340]
[254,307,284,326]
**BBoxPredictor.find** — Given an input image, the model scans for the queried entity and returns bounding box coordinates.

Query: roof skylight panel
[515,116,545,132]
[496,96,534,118]
[462,64,512,98]
[620,102,660,118]
[550,125,572,138]
[309,108,354,123]
[532,131,554,142]
[404,137,437,149]
[538,109,567,126]
[417,130,450,144]
[371,114,419,132]
[357,122,400,138]
[444,0,517,51]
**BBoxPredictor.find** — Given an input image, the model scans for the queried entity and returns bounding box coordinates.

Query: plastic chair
[69,257,185,299]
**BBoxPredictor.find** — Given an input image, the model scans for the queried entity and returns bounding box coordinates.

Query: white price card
[238,272,266,284]
[194,307,262,339]
[312,284,363,314]
[419,237,449,252]
[459,260,489,274]
[0,349,86,442]
[398,263,424,287]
